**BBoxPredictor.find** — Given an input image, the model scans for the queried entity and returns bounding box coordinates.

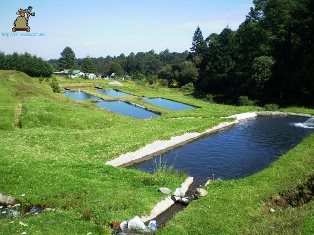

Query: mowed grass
[0,71,313,234]
[159,133,314,234]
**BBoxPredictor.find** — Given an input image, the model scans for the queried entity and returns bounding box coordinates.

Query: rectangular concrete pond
[97,88,132,97]
[132,115,314,179]
[64,91,101,101]
[142,97,195,111]
[96,100,159,119]
[64,90,158,119]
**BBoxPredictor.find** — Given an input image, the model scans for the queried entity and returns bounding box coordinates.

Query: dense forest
[49,49,191,86]
[191,0,314,106]
[0,52,53,77]
[0,0,313,106]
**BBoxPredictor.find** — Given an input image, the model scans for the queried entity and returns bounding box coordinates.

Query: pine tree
[58,46,76,71]
[191,26,205,52]
[81,56,97,76]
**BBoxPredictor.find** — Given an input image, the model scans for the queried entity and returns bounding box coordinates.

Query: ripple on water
[133,115,314,179]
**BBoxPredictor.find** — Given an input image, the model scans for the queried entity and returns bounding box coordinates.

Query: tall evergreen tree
[191,26,205,53]
[81,56,97,75]
[58,46,76,71]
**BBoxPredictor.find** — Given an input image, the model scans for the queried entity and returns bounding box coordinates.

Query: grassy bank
[159,131,314,234]
[0,71,313,234]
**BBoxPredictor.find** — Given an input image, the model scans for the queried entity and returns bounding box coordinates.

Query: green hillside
[0,71,313,234]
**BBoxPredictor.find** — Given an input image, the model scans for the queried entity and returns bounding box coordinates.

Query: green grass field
[0,71,313,234]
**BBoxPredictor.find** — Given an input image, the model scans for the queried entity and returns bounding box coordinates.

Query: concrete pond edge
[141,177,193,223]
[105,121,237,167]
[106,111,313,167]
[106,111,313,224]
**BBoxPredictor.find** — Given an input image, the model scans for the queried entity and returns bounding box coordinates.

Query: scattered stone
[159,187,172,195]
[148,220,157,232]
[12,210,19,217]
[19,221,28,227]
[195,188,208,197]
[45,208,53,212]
[0,207,19,218]
[113,217,158,234]
[29,206,44,215]
[172,196,191,205]
[111,221,122,230]
[174,188,185,198]
[9,221,14,224]
[0,193,16,205]
[128,216,148,232]
[205,179,213,186]
[180,197,191,205]
[269,208,275,213]
[119,221,128,231]
[21,232,27,235]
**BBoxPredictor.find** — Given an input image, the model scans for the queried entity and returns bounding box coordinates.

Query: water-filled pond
[97,89,132,97]
[96,100,159,119]
[133,115,314,179]
[64,91,100,101]
[64,91,158,119]
[142,97,194,111]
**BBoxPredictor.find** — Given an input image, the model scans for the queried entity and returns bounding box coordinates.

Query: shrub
[146,75,157,85]
[238,96,255,106]
[264,103,280,111]
[180,82,195,93]
[134,79,146,86]
[204,94,214,103]
[131,72,146,81]
[50,77,60,93]
[157,79,169,87]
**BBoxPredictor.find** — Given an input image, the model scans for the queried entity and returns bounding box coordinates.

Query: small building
[87,73,97,79]
[69,70,85,78]
[53,70,68,77]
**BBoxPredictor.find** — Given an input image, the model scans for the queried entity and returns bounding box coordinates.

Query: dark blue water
[64,91,101,101]
[96,100,159,119]
[133,116,313,179]
[64,91,158,119]
[142,97,194,111]
[97,89,132,97]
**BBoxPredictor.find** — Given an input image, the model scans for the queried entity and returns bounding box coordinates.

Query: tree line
[0,0,312,106]
[190,0,314,106]
[0,52,53,77]
[50,0,313,106]
[49,48,194,85]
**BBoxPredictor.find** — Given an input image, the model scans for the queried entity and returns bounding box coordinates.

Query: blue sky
[0,0,253,59]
